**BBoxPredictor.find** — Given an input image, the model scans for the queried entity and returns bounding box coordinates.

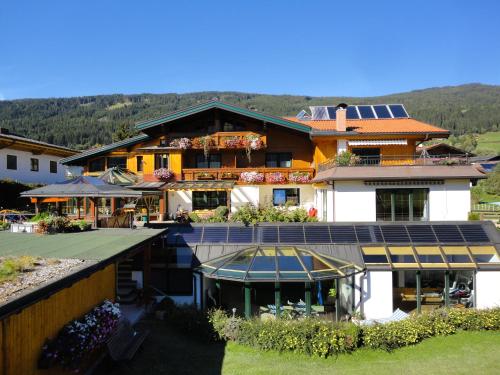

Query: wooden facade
[0,264,116,375]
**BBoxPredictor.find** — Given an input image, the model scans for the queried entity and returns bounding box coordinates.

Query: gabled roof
[135,100,312,133]
[60,133,150,165]
[0,132,77,156]
[284,117,449,136]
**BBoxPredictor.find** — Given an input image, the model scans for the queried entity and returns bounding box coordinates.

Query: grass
[476,131,500,154]
[98,319,500,375]
[0,255,36,283]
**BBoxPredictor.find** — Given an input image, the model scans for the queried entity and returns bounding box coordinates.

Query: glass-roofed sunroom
[200,246,362,318]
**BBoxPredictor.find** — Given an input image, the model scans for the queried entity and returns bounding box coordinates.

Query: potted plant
[242,134,264,162]
[288,171,311,184]
[169,137,192,149]
[223,136,241,148]
[193,136,215,158]
[153,168,174,181]
[335,151,360,166]
[240,171,265,183]
[266,172,286,184]
[197,172,215,180]
[221,172,239,180]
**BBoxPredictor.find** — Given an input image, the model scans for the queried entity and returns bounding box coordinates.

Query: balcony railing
[182,167,315,183]
[318,154,472,172]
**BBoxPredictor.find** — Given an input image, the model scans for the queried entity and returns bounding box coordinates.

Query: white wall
[168,190,193,214]
[476,271,500,309]
[258,184,315,210]
[231,186,260,213]
[429,179,471,221]
[358,271,393,319]
[0,148,68,184]
[333,181,376,222]
[314,186,334,221]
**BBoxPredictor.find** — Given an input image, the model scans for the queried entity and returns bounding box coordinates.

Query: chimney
[336,107,346,132]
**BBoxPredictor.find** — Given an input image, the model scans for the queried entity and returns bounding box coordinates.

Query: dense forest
[1,83,500,150]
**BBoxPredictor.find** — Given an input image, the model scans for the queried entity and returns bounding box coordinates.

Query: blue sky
[1,0,499,100]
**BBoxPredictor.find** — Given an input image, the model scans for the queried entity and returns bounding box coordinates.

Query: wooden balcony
[190,131,267,150]
[182,168,315,184]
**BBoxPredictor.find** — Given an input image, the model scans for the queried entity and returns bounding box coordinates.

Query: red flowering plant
[266,172,286,184]
[288,171,311,183]
[223,136,242,148]
[38,300,121,370]
[153,168,174,181]
[242,134,264,162]
[169,137,192,149]
[240,171,265,183]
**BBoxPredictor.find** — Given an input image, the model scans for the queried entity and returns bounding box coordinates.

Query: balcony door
[376,188,429,221]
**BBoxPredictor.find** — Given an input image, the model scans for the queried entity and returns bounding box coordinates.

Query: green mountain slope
[1,83,500,149]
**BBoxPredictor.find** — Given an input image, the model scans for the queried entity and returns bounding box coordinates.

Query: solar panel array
[164,224,491,246]
[308,104,409,121]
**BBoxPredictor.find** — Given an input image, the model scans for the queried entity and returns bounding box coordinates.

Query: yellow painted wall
[0,264,116,375]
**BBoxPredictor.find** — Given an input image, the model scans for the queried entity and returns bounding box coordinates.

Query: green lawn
[98,319,500,375]
[476,131,500,154]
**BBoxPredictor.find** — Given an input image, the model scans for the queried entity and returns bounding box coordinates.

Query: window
[89,157,105,172]
[376,189,429,221]
[50,161,58,174]
[266,153,292,168]
[273,188,300,206]
[6,155,17,170]
[351,148,380,165]
[30,158,39,172]
[136,156,143,172]
[107,156,127,169]
[154,154,169,169]
[192,191,227,210]
[195,154,221,169]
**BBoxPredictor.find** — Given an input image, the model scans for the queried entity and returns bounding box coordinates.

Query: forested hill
[1,83,500,150]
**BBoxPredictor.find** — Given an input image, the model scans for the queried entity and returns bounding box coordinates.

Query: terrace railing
[318,154,472,172]
[182,167,315,182]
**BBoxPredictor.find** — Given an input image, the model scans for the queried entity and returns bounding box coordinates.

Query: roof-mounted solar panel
[381,226,410,242]
[346,106,360,119]
[261,226,279,243]
[388,104,409,118]
[228,226,254,243]
[373,105,392,118]
[279,226,305,243]
[357,106,376,119]
[433,225,464,242]
[326,106,337,120]
[354,226,373,242]
[304,226,331,243]
[406,225,438,243]
[458,225,490,242]
[167,226,203,245]
[310,106,329,120]
[330,226,358,243]
[202,227,228,243]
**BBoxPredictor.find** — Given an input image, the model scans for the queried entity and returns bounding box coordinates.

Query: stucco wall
[231,186,260,213]
[258,184,315,209]
[428,179,471,221]
[0,148,67,184]
[359,271,394,319]
[476,271,500,309]
[168,190,193,214]
[334,181,376,222]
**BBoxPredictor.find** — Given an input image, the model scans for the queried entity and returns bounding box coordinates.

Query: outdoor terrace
[181,167,314,182]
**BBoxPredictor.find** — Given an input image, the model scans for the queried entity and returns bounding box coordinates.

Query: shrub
[0,222,10,231]
[188,211,202,223]
[30,212,51,222]
[335,151,360,166]
[229,204,317,224]
[468,212,480,220]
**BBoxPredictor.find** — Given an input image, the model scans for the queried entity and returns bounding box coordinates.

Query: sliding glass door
[376,188,429,221]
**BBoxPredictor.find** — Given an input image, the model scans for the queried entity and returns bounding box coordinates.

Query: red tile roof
[283,117,449,135]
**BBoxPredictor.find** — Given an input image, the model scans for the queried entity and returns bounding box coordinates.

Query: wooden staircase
[117,259,139,305]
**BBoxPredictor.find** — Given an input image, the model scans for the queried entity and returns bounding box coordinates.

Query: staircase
[117,259,139,305]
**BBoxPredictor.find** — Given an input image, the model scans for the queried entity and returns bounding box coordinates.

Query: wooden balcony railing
[190,131,267,150]
[182,167,315,183]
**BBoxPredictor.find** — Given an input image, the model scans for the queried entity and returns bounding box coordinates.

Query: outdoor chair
[355,308,409,326]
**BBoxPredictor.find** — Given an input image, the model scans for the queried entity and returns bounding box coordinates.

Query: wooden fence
[0,264,116,375]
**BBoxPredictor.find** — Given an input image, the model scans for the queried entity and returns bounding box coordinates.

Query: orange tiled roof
[283,117,449,134]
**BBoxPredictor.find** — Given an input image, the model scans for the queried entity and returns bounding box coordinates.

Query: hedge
[208,307,500,357]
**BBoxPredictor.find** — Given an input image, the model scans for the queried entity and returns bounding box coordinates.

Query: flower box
[153,168,174,181]
[197,172,215,180]
[221,172,239,180]
[169,137,192,149]
[223,136,242,148]
[240,171,265,183]
[266,172,286,184]
[288,172,311,184]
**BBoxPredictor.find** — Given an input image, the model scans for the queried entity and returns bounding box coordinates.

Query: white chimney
[336,107,346,132]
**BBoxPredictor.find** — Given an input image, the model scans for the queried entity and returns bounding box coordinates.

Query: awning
[98,167,137,186]
[130,181,166,190]
[199,246,362,282]
[163,180,235,191]
[347,139,407,146]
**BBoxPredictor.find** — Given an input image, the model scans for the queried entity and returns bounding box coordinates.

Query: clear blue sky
[1,0,499,100]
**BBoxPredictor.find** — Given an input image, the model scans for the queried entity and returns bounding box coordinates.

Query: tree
[112,123,138,142]
[481,165,500,196]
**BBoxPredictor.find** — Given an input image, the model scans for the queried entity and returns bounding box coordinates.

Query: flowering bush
[38,300,121,370]
[266,172,286,184]
[169,137,192,149]
[240,171,265,183]
[153,168,174,181]
[223,136,242,148]
[335,151,361,166]
[288,172,311,184]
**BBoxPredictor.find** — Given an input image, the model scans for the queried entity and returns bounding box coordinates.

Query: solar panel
[388,104,409,118]
[304,226,331,243]
[371,226,385,242]
[346,106,360,119]
[355,226,373,242]
[167,226,203,245]
[373,105,392,119]
[433,225,464,242]
[228,226,254,243]
[381,226,410,242]
[202,227,228,243]
[310,106,329,120]
[357,105,376,119]
[326,106,337,120]
[279,226,305,243]
[458,225,490,242]
[406,225,438,243]
[261,226,279,243]
[330,226,357,243]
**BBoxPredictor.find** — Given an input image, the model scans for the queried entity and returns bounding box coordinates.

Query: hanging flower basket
[38,300,121,370]
[169,137,192,149]
[242,135,264,162]
[288,171,311,183]
[153,168,174,181]
[192,136,215,157]
[266,172,286,184]
[240,171,265,183]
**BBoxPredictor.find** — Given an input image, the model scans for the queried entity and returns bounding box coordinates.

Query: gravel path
[0,258,89,304]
